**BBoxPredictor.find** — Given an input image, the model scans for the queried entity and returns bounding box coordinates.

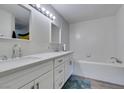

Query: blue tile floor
[62,75,91,89]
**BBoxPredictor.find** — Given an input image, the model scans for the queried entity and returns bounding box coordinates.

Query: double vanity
[0,51,73,89]
[0,4,73,89]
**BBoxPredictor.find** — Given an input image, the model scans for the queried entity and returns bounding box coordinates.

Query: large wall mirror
[0,4,31,40]
[51,23,61,44]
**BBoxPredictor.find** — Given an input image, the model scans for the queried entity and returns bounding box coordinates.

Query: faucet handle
[110,57,123,64]
[0,55,8,61]
[110,57,118,60]
[19,47,22,57]
[111,57,115,59]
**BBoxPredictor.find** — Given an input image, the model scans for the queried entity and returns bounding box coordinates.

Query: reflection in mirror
[0,4,30,40]
[50,23,62,52]
[51,23,60,43]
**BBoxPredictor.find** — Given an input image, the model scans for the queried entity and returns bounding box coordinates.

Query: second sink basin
[0,56,40,63]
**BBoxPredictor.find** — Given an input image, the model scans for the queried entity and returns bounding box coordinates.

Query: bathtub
[73,60,124,86]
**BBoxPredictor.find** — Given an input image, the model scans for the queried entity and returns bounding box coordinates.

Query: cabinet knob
[69,61,72,65]
[59,70,63,73]
[58,59,63,63]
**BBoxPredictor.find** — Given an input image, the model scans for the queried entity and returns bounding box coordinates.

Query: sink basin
[0,56,41,73]
[0,56,40,63]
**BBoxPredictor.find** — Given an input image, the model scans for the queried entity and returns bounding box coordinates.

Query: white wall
[116,5,124,62]
[0,9,13,38]
[70,16,116,62]
[0,4,69,59]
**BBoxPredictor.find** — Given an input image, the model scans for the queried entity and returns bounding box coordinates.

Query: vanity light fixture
[29,4,56,20]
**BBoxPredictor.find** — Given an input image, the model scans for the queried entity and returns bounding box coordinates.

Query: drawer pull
[69,61,72,65]
[58,59,63,63]
[59,82,63,87]
[58,70,63,73]
[36,83,39,89]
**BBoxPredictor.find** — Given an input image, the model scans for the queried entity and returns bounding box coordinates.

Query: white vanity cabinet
[54,54,73,89]
[21,53,73,89]
[0,52,73,89]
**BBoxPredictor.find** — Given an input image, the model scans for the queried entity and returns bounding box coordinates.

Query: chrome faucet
[111,57,123,64]
[12,44,18,58]
[12,44,22,58]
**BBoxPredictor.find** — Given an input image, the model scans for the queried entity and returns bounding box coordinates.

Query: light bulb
[36,4,40,8]
[53,16,56,20]
[50,13,53,18]
[41,7,46,12]
[46,10,50,15]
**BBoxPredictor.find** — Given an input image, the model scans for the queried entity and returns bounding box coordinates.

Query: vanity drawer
[54,63,64,81]
[55,75,64,89]
[54,56,65,67]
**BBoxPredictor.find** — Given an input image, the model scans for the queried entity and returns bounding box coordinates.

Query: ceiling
[51,4,121,23]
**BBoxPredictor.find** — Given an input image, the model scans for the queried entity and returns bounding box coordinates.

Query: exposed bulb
[50,13,53,18]
[41,7,46,12]
[46,10,50,15]
[53,16,56,20]
[30,5,56,20]
[36,4,40,8]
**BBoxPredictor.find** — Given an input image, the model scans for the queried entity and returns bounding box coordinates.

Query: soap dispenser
[63,44,66,51]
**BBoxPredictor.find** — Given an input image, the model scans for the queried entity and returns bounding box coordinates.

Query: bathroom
[0,3,124,90]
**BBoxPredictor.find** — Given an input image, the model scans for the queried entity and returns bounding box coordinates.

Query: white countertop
[0,51,73,75]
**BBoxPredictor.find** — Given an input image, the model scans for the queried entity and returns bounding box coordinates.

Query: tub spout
[111,57,123,64]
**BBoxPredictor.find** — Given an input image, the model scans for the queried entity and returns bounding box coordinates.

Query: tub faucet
[111,57,123,64]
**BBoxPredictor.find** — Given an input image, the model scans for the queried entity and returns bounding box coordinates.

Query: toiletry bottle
[63,44,66,51]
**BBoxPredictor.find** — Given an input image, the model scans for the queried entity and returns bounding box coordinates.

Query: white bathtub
[73,60,124,86]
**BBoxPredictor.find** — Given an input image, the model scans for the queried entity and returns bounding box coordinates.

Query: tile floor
[62,75,124,89]
[62,75,91,89]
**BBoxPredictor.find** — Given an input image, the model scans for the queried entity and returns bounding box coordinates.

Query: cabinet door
[55,74,64,89]
[65,57,73,82]
[20,81,35,89]
[35,70,53,89]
